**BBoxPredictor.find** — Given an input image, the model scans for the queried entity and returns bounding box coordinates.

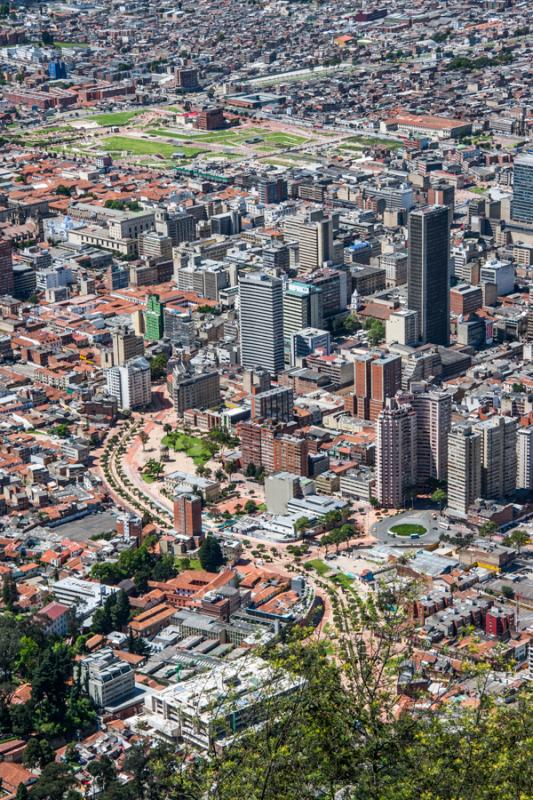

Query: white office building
[479,259,515,297]
[106,356,152,410]
[239,272,284,374]
[517,426,533,490]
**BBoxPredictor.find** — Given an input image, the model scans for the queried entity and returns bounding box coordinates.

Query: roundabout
[372,511,441,548]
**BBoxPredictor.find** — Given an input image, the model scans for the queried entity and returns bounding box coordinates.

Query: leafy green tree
[30,763,79,800]
[479,520,497,538]
[505,528,529,554]
[244,500,257,515]
[41,30,54,46]
[87,755,117,793]
[23,738,54,769]
[199,536,224,573]
[245,462,257,478]
[15,783,28,800]
[54,184,71,197]
[343,313,362,334]
[149,353,169,381]
[2,574,18,611]
[110,590,130,630]
[431,488,447,510]
[126,632,150,656]
[51,423,70,438]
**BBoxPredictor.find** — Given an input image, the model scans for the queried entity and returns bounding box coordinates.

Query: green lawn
[176,557,201,571]
[55,41,89,48]
[331,573,354,590]
[141,474,156,484]
[162,431,217,468]
[307,559,331,577]
[145,126,308,149]
[389,523,427,537]
[346,135,402,150]
[101,136,207,158]
[90,111,144,127]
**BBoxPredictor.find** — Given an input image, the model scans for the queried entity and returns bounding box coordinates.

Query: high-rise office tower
[517,426,533,490]
[282,281,323,361]
[258,178,288,205]
[173,492,202,538]
[511,153,533,224]
[144,294,165,341]
[106,357,152,410]
[0,239,14,296]
[447,424,481,515]
[239,272,284,375]
[410,388,452,483]
[351,353,402,421]
[376,399,417,508]
[283,213,334,271]
[369,354,402,421]
[155,209,196,245]
[111,327,145,366]
[407,205,450,346]
[354,353,373,420]
[474,416,517,499]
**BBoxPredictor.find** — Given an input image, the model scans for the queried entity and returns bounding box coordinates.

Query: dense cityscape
[0,0,531,798]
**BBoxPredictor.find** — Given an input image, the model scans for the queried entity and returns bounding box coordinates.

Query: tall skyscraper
[407,205,450,346]
[283,281,323,361]
[447,424,481,516]
[144,294,164,341]
[239,272,284,375]
[410,389,452,483]
[376,399,417,508]
[517,426,533,490]
[352,353,401,421]
[474,416,517,499]
[369,354,402,421]
[511,153,533,225]
[0,239,14,296]
[283,213,334,271]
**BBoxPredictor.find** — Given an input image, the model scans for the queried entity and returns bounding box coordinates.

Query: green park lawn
[389,523,427,537]
[331,573,354,590]
[101,136,207,158]
[347,135,402,150]
[162,431,217,468]
[176,557,201,571]
[55,41,89,48]
[307,559,331,577]
[146,126,308,148]
[91,111,143,126]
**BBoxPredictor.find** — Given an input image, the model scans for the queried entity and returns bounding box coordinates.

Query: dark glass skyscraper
[511,153,533,225]
[407,205,450,346]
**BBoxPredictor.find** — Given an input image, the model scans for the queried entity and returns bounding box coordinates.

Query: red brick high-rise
[351,353,401,421]
[369,355,402,421]
[173,493,202,538]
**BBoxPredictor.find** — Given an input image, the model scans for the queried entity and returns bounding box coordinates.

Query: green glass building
[145,294,164,341]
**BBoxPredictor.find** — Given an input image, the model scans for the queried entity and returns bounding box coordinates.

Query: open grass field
[346,135,403,150]
[389,523,427,537]
[90,111,144,127]
[55,41,89,48]
[101,136,207,158]
[146,126,309,148]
